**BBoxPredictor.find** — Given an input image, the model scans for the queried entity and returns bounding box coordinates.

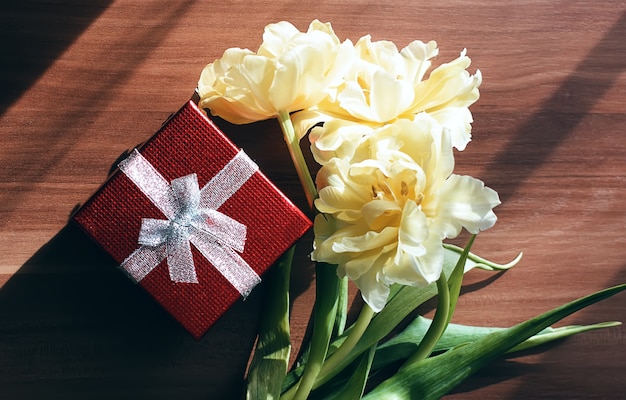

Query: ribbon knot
[118,149,261,297]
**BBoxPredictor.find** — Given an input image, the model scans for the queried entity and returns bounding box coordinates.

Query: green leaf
[443,243,522,271]
[334,277,349,338]
[362,283,626,400]
[323,344,378,400]
[282,244,512,391]
[246,247,294,400]
[308,318,620,397]
[373,316,621,370]
[281,345,308,394]
[314,240,477,383]
[508,321,622,353]
[281,262,340,400]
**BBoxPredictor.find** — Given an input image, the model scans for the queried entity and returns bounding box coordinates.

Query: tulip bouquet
[197,20,624,400]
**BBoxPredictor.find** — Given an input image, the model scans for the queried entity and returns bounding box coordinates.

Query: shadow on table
[0,1,112,116]
[0,0,197,229]
[482,11,626,204]
[449,263,626,399]
[451,11,626,399]
[0,110,315,400]
[0,221,263,400]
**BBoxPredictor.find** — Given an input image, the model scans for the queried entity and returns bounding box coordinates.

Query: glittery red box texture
[73,100,312,339]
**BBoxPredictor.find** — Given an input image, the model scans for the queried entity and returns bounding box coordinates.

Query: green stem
[278,110,317,208]
[313,303,376,389]
[281,263,340,400]
[403,275,450,366]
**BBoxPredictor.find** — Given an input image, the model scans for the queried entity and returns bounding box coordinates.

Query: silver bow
[118,149,261,297]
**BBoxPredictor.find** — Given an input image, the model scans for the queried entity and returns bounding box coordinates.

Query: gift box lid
[73,100,312,339]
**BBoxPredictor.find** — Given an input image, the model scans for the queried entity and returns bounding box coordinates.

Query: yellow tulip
[198,20,353,124]
[301,38,481,152]
[312,118,499,311]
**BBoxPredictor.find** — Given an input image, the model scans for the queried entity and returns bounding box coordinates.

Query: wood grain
[1,1,625,398]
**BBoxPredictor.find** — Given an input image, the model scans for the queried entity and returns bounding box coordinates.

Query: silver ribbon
[118,149,261,297]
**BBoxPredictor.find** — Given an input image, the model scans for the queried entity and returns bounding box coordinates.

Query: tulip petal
[431,174,500,238]
[369,70,415,122]
[353,268,391,313]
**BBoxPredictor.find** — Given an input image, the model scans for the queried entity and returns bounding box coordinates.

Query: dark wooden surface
[1,1,625,399]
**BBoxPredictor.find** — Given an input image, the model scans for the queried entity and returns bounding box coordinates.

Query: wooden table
[1,1,625,398]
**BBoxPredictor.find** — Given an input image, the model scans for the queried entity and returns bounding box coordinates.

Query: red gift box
[73,100,312,339]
